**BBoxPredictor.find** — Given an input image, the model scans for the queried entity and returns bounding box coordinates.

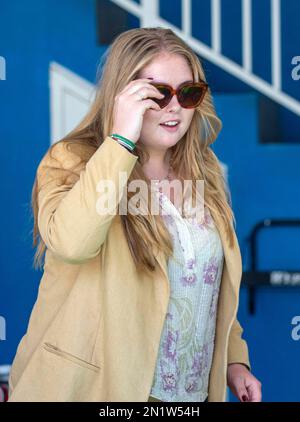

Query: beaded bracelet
[110,133,136,152]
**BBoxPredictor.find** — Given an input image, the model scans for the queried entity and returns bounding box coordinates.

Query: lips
[160,116,181,123]
[160,120,180,125]
[160,122,180,128]
[159,122,180,132]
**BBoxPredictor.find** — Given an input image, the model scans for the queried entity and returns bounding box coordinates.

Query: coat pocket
[43,342,101,373]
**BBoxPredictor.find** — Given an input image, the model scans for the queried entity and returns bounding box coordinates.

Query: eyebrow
[147,78,194,87]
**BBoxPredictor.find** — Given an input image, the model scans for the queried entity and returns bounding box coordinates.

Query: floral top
[149,186,224,402]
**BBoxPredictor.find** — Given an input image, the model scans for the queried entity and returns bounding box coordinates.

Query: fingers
[229,375,249,402]
[140,99,161,112]
[246,380,262,402]
[118,79,150,95]
[121,78,163,97]
[112,78,163,142]
[130,86,164,101]
[115,85,163,111]
[120,82,164,112]
[128,83,163,97]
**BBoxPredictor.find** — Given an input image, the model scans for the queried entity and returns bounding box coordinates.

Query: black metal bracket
[241,219,300,315]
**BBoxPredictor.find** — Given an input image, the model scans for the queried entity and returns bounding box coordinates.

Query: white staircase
[110,0,300,116]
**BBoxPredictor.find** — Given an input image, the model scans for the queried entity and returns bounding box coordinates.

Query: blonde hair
[31,27,235,274]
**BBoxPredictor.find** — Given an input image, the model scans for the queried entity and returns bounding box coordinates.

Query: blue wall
[0,0,299,402]
[213,93,300,401]
[0,0,105,365]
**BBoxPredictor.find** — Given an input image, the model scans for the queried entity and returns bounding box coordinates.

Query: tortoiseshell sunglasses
[149,80,209,109]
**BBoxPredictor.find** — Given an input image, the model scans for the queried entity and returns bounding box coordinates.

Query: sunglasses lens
[149,82,207,109]
[179,85,205,108]
[149,84,172,108]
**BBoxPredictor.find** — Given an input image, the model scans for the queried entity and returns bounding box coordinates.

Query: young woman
[8,27,261,402]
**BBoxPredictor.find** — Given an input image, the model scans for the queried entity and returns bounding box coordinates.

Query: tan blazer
[8,136,251,402]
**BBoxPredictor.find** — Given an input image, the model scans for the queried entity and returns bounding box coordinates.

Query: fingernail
[242,395,248,402]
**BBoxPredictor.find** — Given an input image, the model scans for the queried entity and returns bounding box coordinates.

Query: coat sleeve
[227,317,251,371]
[36,136,138,264]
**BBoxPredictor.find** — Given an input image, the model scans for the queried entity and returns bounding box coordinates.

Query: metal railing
[242,219,300,314]
[110,0,300,116]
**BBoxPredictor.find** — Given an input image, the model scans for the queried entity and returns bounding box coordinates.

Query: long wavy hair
[31,27,235,274]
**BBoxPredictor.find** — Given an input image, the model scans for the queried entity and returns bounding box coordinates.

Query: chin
[161,135,182,146]
[141,131,182,149]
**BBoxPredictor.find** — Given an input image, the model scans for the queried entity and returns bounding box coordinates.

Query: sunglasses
[149,80,208,109]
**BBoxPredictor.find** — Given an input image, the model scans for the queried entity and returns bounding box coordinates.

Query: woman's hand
[111,78,164,144]
[227,363,262,402]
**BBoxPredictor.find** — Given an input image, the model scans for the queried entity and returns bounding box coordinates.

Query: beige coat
[8,136,251,402]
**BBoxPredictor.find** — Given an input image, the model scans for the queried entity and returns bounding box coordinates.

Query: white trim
[49,62,95,144]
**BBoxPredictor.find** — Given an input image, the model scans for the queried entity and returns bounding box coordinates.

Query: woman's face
[138,53,195,152]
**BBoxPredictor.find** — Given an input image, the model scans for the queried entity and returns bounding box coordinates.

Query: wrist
[110,133,136,152]
[228,363,250,371]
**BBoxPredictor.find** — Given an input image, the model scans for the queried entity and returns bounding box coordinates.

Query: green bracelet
[111,133,136,151]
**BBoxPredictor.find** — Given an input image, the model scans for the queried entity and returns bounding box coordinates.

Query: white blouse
[149,185,224,402]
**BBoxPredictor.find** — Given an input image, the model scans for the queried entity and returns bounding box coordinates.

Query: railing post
[242,0,252,73]
[211,0,221,54]
[140,0,159,27]
[271,0,282,91]
[182,0,191,37]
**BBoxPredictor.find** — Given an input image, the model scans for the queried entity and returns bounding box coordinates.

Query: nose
[165,93,181,112]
